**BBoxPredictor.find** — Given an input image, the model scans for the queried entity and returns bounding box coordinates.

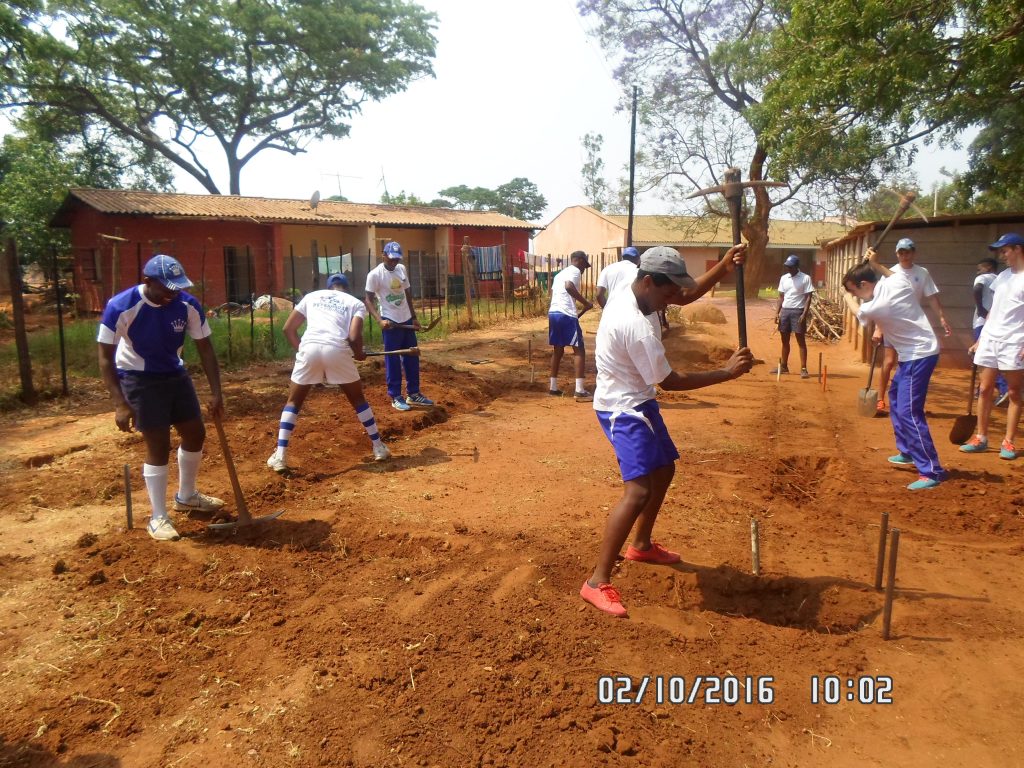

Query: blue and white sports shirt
[97,285,211,375]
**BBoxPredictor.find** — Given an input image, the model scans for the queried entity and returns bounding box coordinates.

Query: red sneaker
[580,581,628,617]
[624,541,681,565]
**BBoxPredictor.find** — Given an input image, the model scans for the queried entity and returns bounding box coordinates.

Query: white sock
[550,377,558,390]
[575,378,585,392]
[177,447,202,501]
[143,463,169,519]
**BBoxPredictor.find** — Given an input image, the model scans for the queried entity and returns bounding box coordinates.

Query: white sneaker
[266,453,290,474]
[373,443,392,462]
[147,516,180,541]
[173,490,225,513]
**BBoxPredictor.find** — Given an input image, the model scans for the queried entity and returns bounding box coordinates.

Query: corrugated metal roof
[604,214,848,248]
[54,188,542,230]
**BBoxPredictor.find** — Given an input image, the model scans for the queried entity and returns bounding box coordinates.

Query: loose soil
[1,297,1022,768]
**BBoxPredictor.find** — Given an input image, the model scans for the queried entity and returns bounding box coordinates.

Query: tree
[2,0,437,195]
[0,111,173,265]
[954,103,1024,212]
[381,190,429,206]
[494,178,546,220]
[577,1,938,294]
[580,132,612,212]
[435,185,500,211]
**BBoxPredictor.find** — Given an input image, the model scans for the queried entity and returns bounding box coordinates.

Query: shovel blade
[857,387,878,417]
[949,415,977,446]
[207,509,286,531]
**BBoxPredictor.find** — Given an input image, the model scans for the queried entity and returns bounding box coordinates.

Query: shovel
[949,366,978,445]
[857,345,881,417]
[207,414,286,532]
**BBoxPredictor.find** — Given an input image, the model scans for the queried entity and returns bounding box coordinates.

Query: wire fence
[3,238,620,404]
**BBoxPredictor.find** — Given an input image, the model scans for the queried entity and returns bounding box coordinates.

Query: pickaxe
[686,168,788,348]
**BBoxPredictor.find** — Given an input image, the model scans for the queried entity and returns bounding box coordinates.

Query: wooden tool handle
[213,414,251,522]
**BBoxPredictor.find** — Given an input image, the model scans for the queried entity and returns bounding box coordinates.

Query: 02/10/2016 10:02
[810,675,893,704]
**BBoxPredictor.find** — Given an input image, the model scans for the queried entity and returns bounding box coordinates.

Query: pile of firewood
[805,294,845,341]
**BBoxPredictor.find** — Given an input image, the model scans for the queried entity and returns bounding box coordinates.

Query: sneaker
[996,391,1010,408]
[173,490,225,513]
[580,581,628,618]
[624,541,681,565]
[769,367,789,375]
[573,390,593,402]
[373,443,392,462]
[887,453,915,468]
[548,388,564,397]
[959,436,988,453]
[406,393,435,408]
[266,453,290,475]
[999,439,1018,460]
[800,368,810,379]
[907,476,940,491]
[147,516,180,541]
[391,397,411,412]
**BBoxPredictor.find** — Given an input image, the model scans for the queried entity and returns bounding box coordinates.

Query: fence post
[461,236,474,325]
[4,235,36,404]
[52,246,68,396]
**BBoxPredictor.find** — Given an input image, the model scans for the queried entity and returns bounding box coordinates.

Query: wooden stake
[874,511,889,590]
[750,518,761,576]
[124,464,133,531]
[822,366,828,392]
[817,352,823,383]
[776,359,782,382]
[881,528,901,640]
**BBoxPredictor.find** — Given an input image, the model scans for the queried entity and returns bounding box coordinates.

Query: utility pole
[626,85,638,248]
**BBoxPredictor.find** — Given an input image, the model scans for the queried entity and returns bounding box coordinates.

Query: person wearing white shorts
[267,274,391,473]
[961,233,1024,459]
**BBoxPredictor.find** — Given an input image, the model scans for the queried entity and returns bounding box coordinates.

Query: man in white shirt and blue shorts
[548,250,595,401]
[267,274,391,474]
[97,255,225,542]
[580,245,753,617]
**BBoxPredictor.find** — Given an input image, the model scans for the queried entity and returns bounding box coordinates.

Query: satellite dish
[309,190,321,212]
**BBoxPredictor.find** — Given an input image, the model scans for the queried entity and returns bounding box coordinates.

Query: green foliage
[955,102,1024,212]
[2,0,438,195]
[434,179,547,220]
[0,135,73,264]
[435,184,499,210]
[381,190,430,206]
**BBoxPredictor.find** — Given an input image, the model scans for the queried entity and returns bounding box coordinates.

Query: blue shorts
[596,400,680,482]
[120,372,202,432]
[548,313,583,348]
[778,308,806,334]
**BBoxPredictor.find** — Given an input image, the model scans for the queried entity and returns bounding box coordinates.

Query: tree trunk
[741,146,775,299]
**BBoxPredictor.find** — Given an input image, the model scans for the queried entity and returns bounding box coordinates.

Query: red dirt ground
[1,297,1022,768]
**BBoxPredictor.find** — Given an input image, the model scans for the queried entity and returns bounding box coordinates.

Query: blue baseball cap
[989,233,1024,250]
[895,237,916,252]
[622,246,639,260]
[784,254,800,267]
[143,254,192,290]
[383,241,403,260]
[327,273,348,288]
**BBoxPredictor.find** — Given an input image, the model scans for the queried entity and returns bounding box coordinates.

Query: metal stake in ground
[686,169,788,348]
[874,511,890,590]
[124,464,133,531]
[881,528,901,640]
[750,518,761,576]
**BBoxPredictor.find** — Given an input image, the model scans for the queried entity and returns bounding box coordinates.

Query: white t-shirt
[856,274,939,362]
[594,290,673,412]
[890,263,939,304]
[295,289,366,349]
[777,271,813,310]
[973,271,999,329]
[365,262,412,323]
[598,260,638,299]
[978,269,1024,347]
[549,265,582,317]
